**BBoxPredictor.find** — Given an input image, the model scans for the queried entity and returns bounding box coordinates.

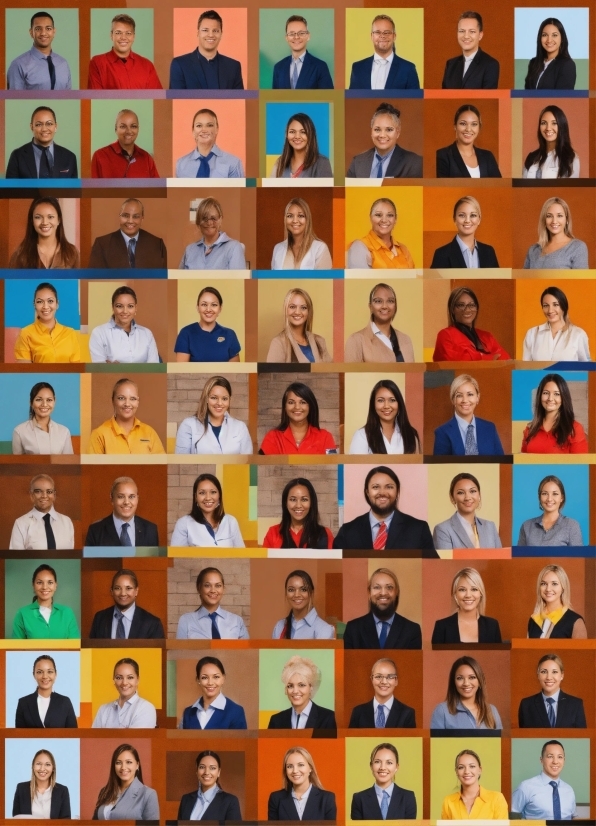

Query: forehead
[113,574,137,588]
[122,201,142,212]
[113,482,138,496]
[117,113,138,123]
[32,110,55,122]
[116,750,137,761]
[35,658,55,667]
[114,662,136,674]
[373,114,397,128]
[370,573,395,588]
[32,16,54,27]
[288,485,309,497]
[368,473,395,486]
[115,382,138,394]
[199,292,220,302]
[194,114,217,125]
[373,748,396,761]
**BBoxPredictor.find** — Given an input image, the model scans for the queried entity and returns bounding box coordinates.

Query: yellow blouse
[87,417,165,454]
[441,787,509,820]
[14,320,81,363]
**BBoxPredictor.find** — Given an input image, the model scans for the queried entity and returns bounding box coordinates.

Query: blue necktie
[378,621,389,648]
[375,704,386,728]
[549,781,561,819]
[375,153,385,178]
[47,54,56,89]
[120,522,132,546]
[209,612,221,639]
[380,790,390,819]
[546,696,556,727]
[465,423,478,455]
[291,60,299,89]
[114,609,126,639]
[127,238,136,269]
[196,151,214,178]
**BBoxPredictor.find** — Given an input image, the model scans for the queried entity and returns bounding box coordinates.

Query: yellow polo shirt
[14,320,81,363]
[87,417,165,454]
[441,787,509,820]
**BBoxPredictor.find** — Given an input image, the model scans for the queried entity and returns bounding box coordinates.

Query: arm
[87,58,102,89]
[227,242,247,269]
[176,614,189,640]
[88,328,107,362]
[406,64,421,90]
[344,333,364,363]
[571,618,588,639]
[65,609,80,639]
[433,425,453,456]
[570,424,588,454]
[522,328,535,360]
[404,791,417,819]
[7,62,26,90]
[430,704,447,728]
[494,793,509,819]
[571,242,589,269]
[146,63,163,90]
[231,704,248,729]
[431,620,446,644]
[237,617,250,640]
[169,58,186,89]
[12,787,23,816]
[6,151,20,178]
[141,788,160,820]
[267,794,280,820]
[436,149,450,178]
[576,699,587,727]
[149,429,166,454]
[419,521,437,552]
[432,522,453,551]
[230,517,246,548]
[9,522,25,551]
[347,240,372,269]
[146,331,160,363]
[131,700,157,728]
[557,59,576,90]
[12,610,27,639]
[517,523,528,546]
[239,423,253,454]
[87,428,106,454]
[233,64,244,90]
[487,151,502,178]
[568,519,584,546]
[171,519,189,547]
[58,786,71,818]
[11,429,24,455]
[65,698,78,727]
[15,700,26,728]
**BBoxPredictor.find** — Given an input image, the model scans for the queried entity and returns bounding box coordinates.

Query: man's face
[110,23,135,57]
[457,18,483,55]
[540,746,565,779]
[111,575,139,609]
[115,112,139,149]
[369,573,398,613]
[286,21,310,56]
[111,482,139,521]
[30,16,56,51]
[119,202,144,237]
[371,21,395,58]
[366,473,398,517]
[30,479,56,514]
[197,19,222,56]
[30,110,57,147]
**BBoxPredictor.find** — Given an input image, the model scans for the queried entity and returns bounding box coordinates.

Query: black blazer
[431,237,499,268]
[351,783,417,820]
[525,57,576,90]
[349,697,416,728]
[346,145,423,178]
[84,513,159,547]
[442,49,500,89]
[13,781,71,819]
[178,788,242,821]
[436,142,502,178]
[88,229,167,270]
[6,141,78,178]
[268,786,336,821]
[89,604,165,639]
[268,701,336,730]
[333,511,437,556]
[431,613,502,644]
[343,612,422,650]
[518,691,587,728]
[16,690,77,728]
[169,49,243,90]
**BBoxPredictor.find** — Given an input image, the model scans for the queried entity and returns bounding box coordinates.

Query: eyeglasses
[372,29,394,37]
[200,27,221,34]
[200,215,221,224]
[372,674,398,682]
[454,302,477,311]
[112,30,134,38]
[287,30,309,38]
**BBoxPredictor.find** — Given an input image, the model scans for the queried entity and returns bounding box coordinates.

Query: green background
[6,8,80,89]
[91,100,154,155]
[3,100,80,179]
[512,738,590,804]
[5,559,81,638]
[515,58,589,90]
[259,9,335,88]
[90,8,154,60]
[258,649,335,712]
[430,737,502,819]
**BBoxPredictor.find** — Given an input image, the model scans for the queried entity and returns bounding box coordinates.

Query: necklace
[37,243,58,269]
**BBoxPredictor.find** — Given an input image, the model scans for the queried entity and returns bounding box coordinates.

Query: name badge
[217,336,225,342]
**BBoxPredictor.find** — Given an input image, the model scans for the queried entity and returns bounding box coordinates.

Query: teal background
[258,649,335,711]
[90,8,154,60]
[3,100,81,179]
[259,8,335,88]
[512,738,590,803]
[5,8,80,88]
[91,100,155,155]
[5,559,81,638]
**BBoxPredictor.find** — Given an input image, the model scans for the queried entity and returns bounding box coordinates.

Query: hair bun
[376,102,401,119]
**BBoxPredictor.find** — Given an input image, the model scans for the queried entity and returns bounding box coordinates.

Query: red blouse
[433,326,511,361]
[521,422,588,454]
[263,523,334,549]
[260,426,337,455]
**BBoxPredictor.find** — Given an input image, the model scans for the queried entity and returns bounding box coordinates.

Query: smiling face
[197,756,221,791]
[540,381,562,416]
[456,754,480,787]
[286,293,309,331]
[541,745,565,779]
[110,23,135,58]
[286,21,310,56]
[115,750,139,788]
[33,570,57,605]
[193,113,219,150]
[540,571,563,610]
[285,753,311,789]
[115,112,139,150]
[538,659,564,696]
[454,664,479,702]
[455,111,480,146]
[541,24,561,59]
[111,482,139,523]
[30,16,56,52]
[195,480,221,519]
[207,385,230,421]
[285,391,309,426]
[374,387,399,426]
[34,659,57,693]
[371,21,396,58]
[452,293,477,327]
[113,663,139,700]
[369,285,396,327]
[371,114,401,155]
[369,572,398,614]
[119,201,144,238]
[112,294,137,329]
[31,387,55,421]
[197,292,222,327]
[370,203,396,239]
[30,479,56,514]
[366,473,398,518]
[286,575,311,614]
[540,482,563,515]
[540,111,558,146]
[370,660,398,702]
[371,748,398,788]
[30,110,57,147]
[198,571,225,610]
[32,206,60,242]
[454,576,482,614]
[286,484,311,525]
[111,573,139,609]
[545,203,567,238]
[451,480,481,517]
[287,120,308,154]
[113,383,139,422]
[457,17,483,55]
[286,205,307,240]
[453,381,479,419]
[454,203,480,238]
[285,671,312,711]
[198,663,225,701]
[541,293,564,327]
[197,19,222,56]
[33,753,54,786]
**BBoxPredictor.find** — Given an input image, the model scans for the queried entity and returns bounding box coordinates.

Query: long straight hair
[525,18,571,88]
[537,197,574,249]
[283,198,319,264]
[30,749,56,801]
[279,477,327,548]
[446,656,496,728]
[275,382,320,430]
[281,746,323,791]
[195,376,233,447]
[533,563,572,615]
[281,570,314,639]
[276,113,320,177]
[12,197,78,268]
[95,744,143,808]
[524,105,576,178]
[189,473,225,525]
[524,373,577,448]
[363,379,420,454]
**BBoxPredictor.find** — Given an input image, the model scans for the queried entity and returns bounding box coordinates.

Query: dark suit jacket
[347,145,423,178]
[268,786,336,821]
[343,612,422,650]
[525,57,576,90]
[349,697,416,728]
[436,142,501,178]
[169,49,243,89]
[89,603,165,639]
[433,416,504,456]
[268,701,336,730]
[178,789,242,821]
[431,237,499,268]
[442,49,500,89]
[351,783,417,820]
[88,229,167,270]
[431,613,502,644]
[349,54,420,89]
[13,781,71,818]
[273,51,333,89]
[84,513,159,546]
[333,511,437,555]
[518,691,587,728]
[16,690,77,728]
[6,141,78,178]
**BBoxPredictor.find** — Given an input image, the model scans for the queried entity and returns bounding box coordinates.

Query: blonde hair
[281,747,323,791]
[533,564,572,614]
[196,197,223,228]
[281,655,321,696]
[453,195,481,222]
[282,288,313,335]
[537,653,564,673]
[30,750,56,801]
[452,567,486,615]
[449,374,480,404]
[284,198,319,265]
[538,197,574,250]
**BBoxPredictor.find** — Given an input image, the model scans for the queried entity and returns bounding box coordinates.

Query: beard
[369,597,398,620]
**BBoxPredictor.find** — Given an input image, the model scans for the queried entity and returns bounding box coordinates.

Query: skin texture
[537,659,564,697]
[454,203,480,250]
[34,658,57,698]
[110,24,135,59]
[197,20,222,58]
[111,483,139,521]
[198,571,225,610]
[286,22,309,58]
[113,663,140,706]
[115,750,139,791]
[457,18,483,57]
[453,381,479,423]
[198,663,225,709]
[111,574,139,608]
[30,16,56,54]
[286,575,312,620]
[119,201,144,238]
[30,110,57,147]
[197,756,221,792]
[371,114,401,156]
[371,748,398,790]
[30,479,56,514]
[286,484,311,531]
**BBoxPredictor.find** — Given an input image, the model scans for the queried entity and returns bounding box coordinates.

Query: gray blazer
[93,777,159,821]
[347,145,423,178]
[433,513,501,550]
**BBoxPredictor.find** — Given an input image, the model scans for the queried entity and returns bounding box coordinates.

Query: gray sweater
[524,239,589,269]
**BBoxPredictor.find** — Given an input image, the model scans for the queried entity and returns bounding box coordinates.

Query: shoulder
[434,614,455,629]
[395,611,421,631]
[394,54,417,69]
[171,51,195,65]
[394,509,427,528]
[218,52,242,68]
[273,55,290,69]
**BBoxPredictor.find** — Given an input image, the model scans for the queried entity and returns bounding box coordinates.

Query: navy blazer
[525,57,576,90]
[178,788,242,821]
[13,781,71,819]
[442,49,500,89]
[349,697,416,728]
[343,612,422,650]
[16,690,77,728]
[268,701,336,729]
[6,141,78,178]
[436,142,501,178]
[349,54,420,89]
[351,783,417,820]
[181,696,247,729]
[84,514,159,547]
[433,416,504,456]
[431,613,502,644]
[333,511,437,556]
[169,49,243,89]
[518,690,587,728]
[268,786,336,821]
[89,604,165,639]
[273,51,333,89]
[430,237,499,268]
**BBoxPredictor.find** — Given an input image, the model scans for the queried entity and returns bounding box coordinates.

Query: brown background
[344,99,424,175]
[80,735,153,819]
[519,98,590,179]
[342,558,423,627]
[423,98,501,178]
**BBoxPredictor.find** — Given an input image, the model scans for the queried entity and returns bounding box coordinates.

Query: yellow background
[345,8,424,87]
[430,737,502,819]
[257,280,334,361]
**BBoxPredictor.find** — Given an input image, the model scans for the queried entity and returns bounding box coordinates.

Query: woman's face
[113,663,139,701]
[541,294,564,326]
[545,203,566,237]
[456,754,480,788]
[285,671,312,709]
[454,664,479,702]
[198,663,225,700]
[34,659,57,692]
[207,385,230,420]
[197,292,222,326]
[540,381,562,416]
[374,387,399,424]
[31,388,55,420]
[454,576,482,614]
[33,754,54,785]
[369,286,396,326]
[195,481,221,518]
[286,205,307,239]
[112,294,137,328]
[371,749,398,787]
[540,112,558,144]
[33,571,57,604]
[197,756,221,791]
[455,111,480,145]
[32,204,60,240]
[34,288,58,324]
[370,203,396,238]
[453,382,479,418]
[286,575,311,614]
[451,479,481,516]
[452,293,478,327]
[285,391,309,425]
[538,659,564,696]
[115,750,139,787]
[541,24,561,58]
[286,293,309,330]
[285,754,311,788]
[286,485,311,525]
[198,208,222,241]
[287,120,308,153]
[113,383,139,422]
[371,114,400,154]
[540,482,563,514]
[540,571,563,608]
[198,571,225,609]
[454,203,480,237]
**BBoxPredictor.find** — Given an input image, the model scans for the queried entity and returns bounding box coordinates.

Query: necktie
[47,54,56,89]
[378,621,389,648]
[291,60,299,89]
[375,704,386,728]
[464,423,478,455]
[374,522,387,550]
[42,513,56,550]
[196,151,215,178]
[380,790,390,820]
[294,712,300,729]
[115,609,126,639]
[120,522,132,546]
[546,696,556,727]
[209,612,221,639]
[127,238,136,269]
[40,146,52,178]
[549,781,561,819]
[375,153,385,178]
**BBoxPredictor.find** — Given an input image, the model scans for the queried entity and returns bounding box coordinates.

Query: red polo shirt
[87,49,162,89]
[263,523,334,548]
[91,142,160,178]
[260,425,337,455]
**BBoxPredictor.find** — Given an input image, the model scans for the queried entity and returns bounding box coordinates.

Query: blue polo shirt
[174,321,241,362]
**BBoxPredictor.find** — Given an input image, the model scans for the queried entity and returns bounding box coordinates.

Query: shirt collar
[30,45,55,61]
[191,143,222,160]
[543,689,561,702]
[120,230,139,245]
[109,48,136,63]
[111,416,141,435]
[293,699,313,720]
[114,690,140,708]
[455,234,478,255]
[292,784,312,802]
[197,232,230,249]
[33,319,62,335]
[372,612,395,626]
[113,601,136,616]
[193,692,226,711]
[198,784,219,804]
[463,49,478,62]
[373,51,394,66]
[109,316,137,331]
[108,140,136,158]
[540,772,559,786]
[197,48,219,63]
[196,605,223,619]
[294,607,318,627]
[454,411,476,429]
[368,510,395,529]
[31,506,57,521]
[292,53,306,65]
[373,696,394,711]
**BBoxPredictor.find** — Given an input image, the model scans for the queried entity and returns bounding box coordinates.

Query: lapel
[363,787,382,816]
[386,56,402,88]
[386,613,404,647]
[363,612,381,647]
[113,777,142,813]
[303,786,322,819]
[26,692,45,726]
[298,52,313,88]
[24,143,38,178]
[388,785,404,818]
[104,515,123,545]
[362,699,376,726]
[386,700,404,727]
[100,606,114,637]
[532,693,552,726]
[183,791,198,820]
[449,512,473,548]
[555,692,570,725]
[449,143,470,176]
[448,237,466,267]
[448,417,466,454]
[281,792,300,819]
[386,510,405,548]
[478,150,489,177]
[192,49,209,88]
[134,517,145,544]
[386,145,406,177]
[205,705,225,729]
[462,52,481,87]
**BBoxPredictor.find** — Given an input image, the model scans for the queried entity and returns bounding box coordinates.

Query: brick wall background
[167,463,216,540]
[257,465,339,533]
[257,372,340,446]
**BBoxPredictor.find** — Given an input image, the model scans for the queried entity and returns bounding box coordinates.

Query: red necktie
[374,521,387,550]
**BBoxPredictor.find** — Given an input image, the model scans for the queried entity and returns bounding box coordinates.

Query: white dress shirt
[523,149,580,179]
[175,413,253,454]
[170,514,244,547]
[89,318,160,363]
[349,424,404,454]
[523,323,591,361]
[37,693,51,724]
[32,787,53,819]
[12,419,73,455]
[92,692,157,728]
[9,507,74,550]
[371,51,394,89]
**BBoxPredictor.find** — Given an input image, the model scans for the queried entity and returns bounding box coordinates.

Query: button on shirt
[14,320,81,364]
[455,234,480,268]
[512,772,576,820]
[179,233,246,270]
[92,691,157,728]
[371,52,394,89]
[8,46,72,90]
[272,607,335,640]
[292,784,312,820]
[370,147,395,178]
[517,514,583,547]
[369,510,395,544]
[292,700,312,729]
[176,144,244,178]
[32,141,55,177]
[110,599,136,638]
[190,785,220,820]
[176,606,249,640]
[89,318,159,363]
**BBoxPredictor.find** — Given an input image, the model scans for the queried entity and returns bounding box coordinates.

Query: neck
[373,318,392,335]
[202,230,219,246]
[37,686,52,698]
[36,780,51,793]
[34,414,51,431]
[460,695,478,712]
[115,414,135,433]
[114,319,133,333]
[198,46,217,60]
[292,697,310,714]
[289,420,309,437]
[209,412,225,426]
[371,507,394,522]
[457,140,475,154]
[375,230,392,248]
[119,141,135,155]
[118,691,136,708]
[37,597,52,608]
[291,47,306,59]
[292,604,310,620]
[292,780,310,796]
[113,48,131,59]
[203,512,218,527]
[546,140,556,153]
[201,691,219,710]
[543,600,562,613]
[458,232,476,250]
[37,235,57,249]
[542,687,558,697]
[119,777,135,792]
[548,319,565,333]
[376,777,393,790]
[199,319,217,331]
[200,782,217,794]
[202,601,221,613]
[197,140,216,156]
[290,324,307,343]
[290,519,305,532]
[458,509,476,525]
[36,43,52,56]
[375,47,392,60]
[461,782,480,798]
[292,148,307,164]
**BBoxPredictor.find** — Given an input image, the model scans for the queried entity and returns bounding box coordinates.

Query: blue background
[511,370,588,421]
[265,102,331,156]
[5,737,80,818]
[5,280,80,328]
[5,651,80,728]
[512,464,589,544]
[0,374,80,439]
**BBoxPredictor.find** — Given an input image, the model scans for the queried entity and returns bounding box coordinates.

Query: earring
[477,499,482,511]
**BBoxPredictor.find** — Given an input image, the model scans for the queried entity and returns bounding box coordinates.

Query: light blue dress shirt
[368,510,395,543]
[375,782,394,809]
[455,412,476,447]
[369,147,395,178]
[272,607,335,640]
[31,141,55,177]
[190,785,220,820]
[109,600,136,639]
[291,784,312,820]
[430,700,502,729]
[176,605,249,640]
[512,772,576,820]
[179,232,246,270]
[89,319,159,364]
[290,53,305,85]
[291,700,312,729]
[7,46,71,90]
[373,696,394,726]
[175,144,244,178]
[455,234,480,268]
[92,691,156,728]
[543,689,560,721]
[372,612,395,641]
[112,515,136,548]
